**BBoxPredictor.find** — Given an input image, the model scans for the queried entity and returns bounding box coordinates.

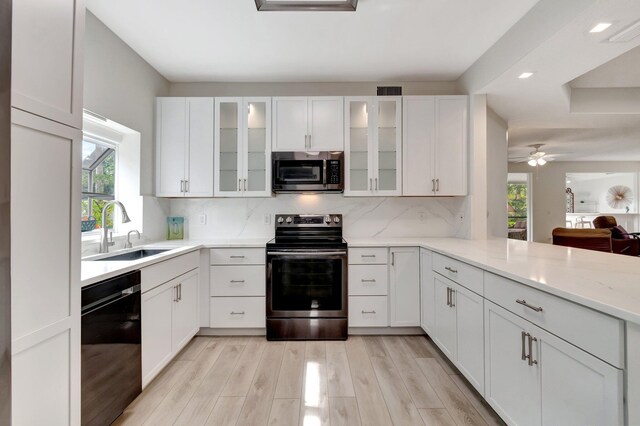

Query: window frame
[81,134,118,235]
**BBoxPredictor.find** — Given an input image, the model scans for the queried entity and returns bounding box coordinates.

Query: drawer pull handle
[444,266,458,273]
[361,254,376,258]
[516,299,543,312]
[230,255,245,259]
[230,280,245,283]
[361,310,377,314]
[361,279,376,283]
[230,311,245,315]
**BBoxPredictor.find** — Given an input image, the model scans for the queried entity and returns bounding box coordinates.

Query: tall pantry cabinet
[10,0,84,424]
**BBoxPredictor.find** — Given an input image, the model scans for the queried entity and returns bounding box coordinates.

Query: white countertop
[81,237,640,324]
[348,237,640,324]
[80,238,270,286]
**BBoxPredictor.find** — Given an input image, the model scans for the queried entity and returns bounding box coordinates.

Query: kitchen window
[81,137,117,232]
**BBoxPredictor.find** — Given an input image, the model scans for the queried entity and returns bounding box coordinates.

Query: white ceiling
[86,0,538,82]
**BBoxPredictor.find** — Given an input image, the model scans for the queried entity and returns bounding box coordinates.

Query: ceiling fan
[511,144,554,167]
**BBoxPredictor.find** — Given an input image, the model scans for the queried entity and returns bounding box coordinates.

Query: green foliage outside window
[507,183,527,228]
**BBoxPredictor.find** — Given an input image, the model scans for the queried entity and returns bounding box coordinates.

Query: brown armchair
[592,216,640,256]
[552,228,612,253]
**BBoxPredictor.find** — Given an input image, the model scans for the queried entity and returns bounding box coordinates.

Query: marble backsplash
[169,194,468,240]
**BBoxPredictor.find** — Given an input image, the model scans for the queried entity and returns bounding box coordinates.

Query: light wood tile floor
[115,336,505,426]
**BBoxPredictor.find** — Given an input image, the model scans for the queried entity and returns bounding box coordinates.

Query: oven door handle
[267,251,347,256]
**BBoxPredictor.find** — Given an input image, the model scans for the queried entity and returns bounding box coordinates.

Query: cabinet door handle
[185,180,189,193]
[244,178,247,191]
[369,178,373,191]
[178,283,182,301]
[309,134,312,148]
[527,334,538,366]
[230,280,245,283]
[432,179,436,193]
[521,331,527,361]
[238,178,242,191]
[361,279,376,283]
[450,288,455,307]
[445,266,458,274]
[230,311,245,315]
[516,299,543,312]
[391,252,395,266]
[230,255,245,259]
[446,287,451,307]
[361,310,376,314]
[180,180,185,193]
[174,285,179,302]
[436,179,440,192]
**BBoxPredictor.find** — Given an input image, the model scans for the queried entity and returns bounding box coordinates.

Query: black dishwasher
[81,270,141,426]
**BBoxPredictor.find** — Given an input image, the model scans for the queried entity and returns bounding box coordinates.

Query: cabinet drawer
[349,296,388,327]
[349,265,388,296]
[484,272,624,368]
[210,265,265,297]
[432,253,483,295]
[141,251,199,293]
[210,297,265,328]
[349,247,388,265]
[210,248,265,265]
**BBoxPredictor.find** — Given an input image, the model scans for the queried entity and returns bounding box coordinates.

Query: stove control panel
[274,214,342,228]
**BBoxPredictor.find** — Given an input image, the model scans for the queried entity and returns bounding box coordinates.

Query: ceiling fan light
[528,159,538,167]
[537,158,547,166]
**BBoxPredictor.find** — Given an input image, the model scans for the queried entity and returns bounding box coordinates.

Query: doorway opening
[507,173,531,241]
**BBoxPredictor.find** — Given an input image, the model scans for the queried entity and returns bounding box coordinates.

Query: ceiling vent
[255,0,358,11]
[608,19,640,43]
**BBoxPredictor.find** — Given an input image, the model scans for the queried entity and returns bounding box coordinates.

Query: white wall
[509,161,640,243]
[83,11,171,247]
[170,195,467,240]
[487,107,508,237]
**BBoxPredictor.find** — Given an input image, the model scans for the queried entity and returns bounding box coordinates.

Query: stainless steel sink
[92,249,171,261]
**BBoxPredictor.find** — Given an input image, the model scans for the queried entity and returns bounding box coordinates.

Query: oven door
[267,249,347,318]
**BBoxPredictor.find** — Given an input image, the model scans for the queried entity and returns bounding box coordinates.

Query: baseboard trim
[197,326,426,336]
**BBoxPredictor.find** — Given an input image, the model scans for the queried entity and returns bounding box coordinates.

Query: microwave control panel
[328,160,341,184]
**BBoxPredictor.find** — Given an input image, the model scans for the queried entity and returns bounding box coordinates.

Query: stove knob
[277,217,284,224]
[285,216,292,224]
[333,216,340,223]
[324,215,332,224]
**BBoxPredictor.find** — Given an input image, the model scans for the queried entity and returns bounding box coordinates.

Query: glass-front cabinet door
[344,96,401,196]
[215,97,272,197]
[215,98,242,196]
[244,98,271,196]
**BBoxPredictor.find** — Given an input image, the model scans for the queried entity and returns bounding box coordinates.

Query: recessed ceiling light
[590,22,612,33]
[518,72,534,79]
[255,0,358,11]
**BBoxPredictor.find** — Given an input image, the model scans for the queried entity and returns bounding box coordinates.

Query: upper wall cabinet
[345,97,402,196]
[12,0,84,130]
[156,97,214,197]
[215,97,272,197]
[403,96,468,196]
[272,97,344,152]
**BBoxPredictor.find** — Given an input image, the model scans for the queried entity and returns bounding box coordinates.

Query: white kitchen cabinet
[420,248,435,334]
[432,275,457,359]
[272,96,343,152]
[389,247,420,326]
[214,97,271,197]
[11,110,81,425]
[345,97,402,196]
[142,268,199,387]
[402,96,468,196]
[171,272,199,353]
[141,282,174,388]
[455,284,485,394]
[12,0,84,129]
[484,301,622,426]
[156,97,214,197]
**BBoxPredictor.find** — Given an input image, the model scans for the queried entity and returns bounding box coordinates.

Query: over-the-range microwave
[272,151,344,193]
